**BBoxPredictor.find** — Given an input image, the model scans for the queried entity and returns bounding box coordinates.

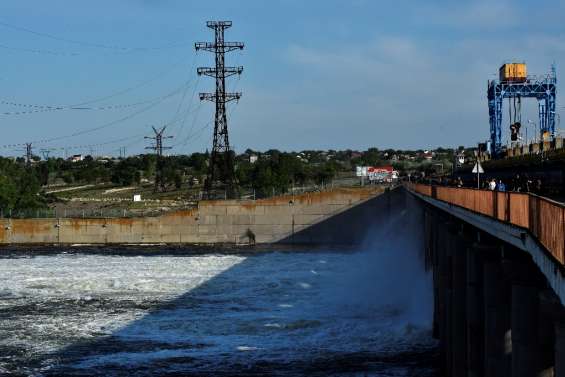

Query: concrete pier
[556,321,565,377]
[466,244,484,377]
[422,203,565,377]
[451,229,467,377]
[484,260,504,377]
[511,284,539,377]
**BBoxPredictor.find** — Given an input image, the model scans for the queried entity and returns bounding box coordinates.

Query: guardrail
[406,183,565,266]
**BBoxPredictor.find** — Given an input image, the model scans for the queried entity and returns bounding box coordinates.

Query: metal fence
[0,207,196,219]
[407,183,565,266]
[1,177,383,220]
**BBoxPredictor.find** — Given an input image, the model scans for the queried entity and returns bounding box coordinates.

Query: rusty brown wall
[0,187,382,246]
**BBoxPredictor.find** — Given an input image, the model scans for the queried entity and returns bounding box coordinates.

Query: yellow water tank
[499,63,527,82]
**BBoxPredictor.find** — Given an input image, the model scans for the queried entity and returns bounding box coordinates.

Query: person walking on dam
[489,178,497,191]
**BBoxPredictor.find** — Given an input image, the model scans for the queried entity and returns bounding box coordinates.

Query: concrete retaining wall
[0,187,385,246]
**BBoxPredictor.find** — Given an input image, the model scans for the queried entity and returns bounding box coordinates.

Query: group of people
[477,174,544,194]
[487,178,506,191]
[433,174,544,195]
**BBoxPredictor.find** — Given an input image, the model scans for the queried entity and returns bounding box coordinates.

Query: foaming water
[0,217,436,376]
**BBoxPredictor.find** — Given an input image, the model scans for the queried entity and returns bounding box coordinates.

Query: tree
[15,169,44,210]
[0,174,17,210]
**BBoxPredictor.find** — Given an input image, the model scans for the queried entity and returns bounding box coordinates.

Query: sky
[1,0,564,157]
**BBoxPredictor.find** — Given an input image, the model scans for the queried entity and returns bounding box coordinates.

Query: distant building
[69,154,84,162]
[350,151,362,159]
[249,154,258,164]
[296,153,308,162]
[96,156,112,163]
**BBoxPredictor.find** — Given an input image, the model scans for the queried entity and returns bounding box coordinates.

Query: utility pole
[118,146,126,159]
[145,126,172,192]
[195,20,244,199]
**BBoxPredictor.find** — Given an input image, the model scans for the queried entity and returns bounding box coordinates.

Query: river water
[0,243,437,376]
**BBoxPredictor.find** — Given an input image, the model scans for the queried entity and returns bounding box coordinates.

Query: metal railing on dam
[406,183,565,266]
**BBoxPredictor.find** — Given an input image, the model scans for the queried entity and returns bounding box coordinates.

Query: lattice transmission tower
[145,126,172,192]
[195,20,243,199]
[25,143,33,166]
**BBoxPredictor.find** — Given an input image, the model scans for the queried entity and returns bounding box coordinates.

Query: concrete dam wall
[0,187,394,246]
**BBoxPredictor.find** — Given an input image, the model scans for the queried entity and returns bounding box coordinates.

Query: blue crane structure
[487,65,557,157]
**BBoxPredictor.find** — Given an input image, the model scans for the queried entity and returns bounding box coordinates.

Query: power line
[0,43,80,56]
[1,78,195,148]
[171,49,242,152]
[172,120,212,149]
[166,82,203,147]
[0,52,194,118]
[2,133,144,155]
[0,93,180,116]
[170,92,240,152]
[0,20,191,51]
[159,53,201,139]
[108,136,146,157]
[170,103,206,149]
[72,54,194,107]
[52,134,145,152]
[2,52,194,111]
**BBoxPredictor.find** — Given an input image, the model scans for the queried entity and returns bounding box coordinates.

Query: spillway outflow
[0,244,436,375]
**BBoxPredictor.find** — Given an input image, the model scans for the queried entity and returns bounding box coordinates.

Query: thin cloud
[414,1,521,30]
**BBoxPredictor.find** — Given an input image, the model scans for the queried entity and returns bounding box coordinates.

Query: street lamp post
[527,119,537,144]
[550,111,561,137]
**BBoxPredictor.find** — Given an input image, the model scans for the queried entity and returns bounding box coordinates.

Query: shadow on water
[3,188,439,376]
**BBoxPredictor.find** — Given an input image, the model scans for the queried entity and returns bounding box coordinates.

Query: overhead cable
[0,20,191,51]
[1,79,194,148]
[1,94,177,116]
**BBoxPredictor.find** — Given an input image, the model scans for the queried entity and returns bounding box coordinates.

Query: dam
[1,185,564,376]
[0,187,385,246]
[1,3,563,376]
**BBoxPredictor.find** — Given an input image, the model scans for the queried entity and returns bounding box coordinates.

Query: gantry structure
[487,65,556,157]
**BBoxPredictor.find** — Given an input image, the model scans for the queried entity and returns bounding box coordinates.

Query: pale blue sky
[1,0,564,157]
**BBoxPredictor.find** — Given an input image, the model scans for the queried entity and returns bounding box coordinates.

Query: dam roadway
[1,185,564,376]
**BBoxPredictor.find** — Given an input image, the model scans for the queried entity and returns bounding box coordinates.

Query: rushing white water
[0,207,436,376]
